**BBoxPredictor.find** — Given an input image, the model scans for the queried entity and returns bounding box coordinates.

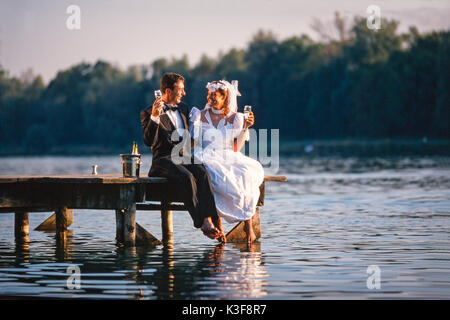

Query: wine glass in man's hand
[152,90,164,117]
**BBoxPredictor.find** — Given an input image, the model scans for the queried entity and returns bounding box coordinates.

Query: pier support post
[55,207,73,243]
[123,204,136,246]
[14,211,29,242]
[116,205,160,247]
[161,201,173,244]
[115,209,125,244]
[55,207,73,232]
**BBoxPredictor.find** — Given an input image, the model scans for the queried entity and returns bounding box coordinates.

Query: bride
[189,80,265,244]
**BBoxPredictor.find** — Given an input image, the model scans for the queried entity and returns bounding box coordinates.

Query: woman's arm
[234,128,248,152]
[233,112,254,152]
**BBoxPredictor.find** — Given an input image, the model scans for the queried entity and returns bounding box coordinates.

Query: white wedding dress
[189,107,265,224]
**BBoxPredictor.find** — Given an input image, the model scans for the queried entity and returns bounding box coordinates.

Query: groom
[140,73,225,241]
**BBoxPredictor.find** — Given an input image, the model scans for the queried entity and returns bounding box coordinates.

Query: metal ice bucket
[120,154,142,177]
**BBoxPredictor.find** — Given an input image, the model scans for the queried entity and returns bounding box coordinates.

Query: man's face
[166,80,186,105]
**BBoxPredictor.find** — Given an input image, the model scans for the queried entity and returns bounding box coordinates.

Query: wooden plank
[0,174,285,184]
[226,208,261,243]
[264,176,287,182]
[35,211,73,231]
[0,182,143,210]
[0,207,56,213]
[136,202,186,211]
[0,174,167,184]
[136,223,162,246]
[35,213,57,231]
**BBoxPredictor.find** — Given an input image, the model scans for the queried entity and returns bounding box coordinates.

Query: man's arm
[141,96,165,148]
[140,107,159,148]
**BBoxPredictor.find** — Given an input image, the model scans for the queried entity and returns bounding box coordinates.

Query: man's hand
[151,97,164,118]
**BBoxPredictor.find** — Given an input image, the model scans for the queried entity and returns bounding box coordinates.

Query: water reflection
[1,154,449,299]
[55,230,74,261]
[14,241,30,265]
[209,243,268,299]
[110,242,268,299]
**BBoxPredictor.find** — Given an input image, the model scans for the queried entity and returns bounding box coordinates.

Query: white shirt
[151,104,184,130]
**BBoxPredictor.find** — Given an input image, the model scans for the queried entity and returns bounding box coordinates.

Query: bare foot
[212,216,226,243]
[244,219,257,244]
[201,217,219,239]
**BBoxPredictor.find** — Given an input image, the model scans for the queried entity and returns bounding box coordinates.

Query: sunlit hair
[161,73,184,94]
[208,80,230,116]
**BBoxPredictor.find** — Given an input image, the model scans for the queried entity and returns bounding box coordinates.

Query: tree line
[0,14,448,154]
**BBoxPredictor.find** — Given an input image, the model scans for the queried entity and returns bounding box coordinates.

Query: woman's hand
[245,112,254,129]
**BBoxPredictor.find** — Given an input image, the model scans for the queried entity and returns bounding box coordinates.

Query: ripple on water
[0,155,449,299]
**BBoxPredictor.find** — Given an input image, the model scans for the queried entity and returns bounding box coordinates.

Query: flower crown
[206,81,227,92]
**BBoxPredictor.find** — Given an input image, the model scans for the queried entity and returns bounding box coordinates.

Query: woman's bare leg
[244,218,256,244]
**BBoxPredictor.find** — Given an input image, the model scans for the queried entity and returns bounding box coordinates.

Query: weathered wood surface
[0,183,145,210]
[161,201,173,243]
[55,207,73,232]
[136,222,162,246]
[0,175,167,184]
[263,176,287,182]
[0,173,287,247]
[116,208,161,246]
[35,210,74,231]
[0,174,287,210]
[0,174,286,184]
[226,208,261,243]
[123,204,136,246]
[14,211,29,242]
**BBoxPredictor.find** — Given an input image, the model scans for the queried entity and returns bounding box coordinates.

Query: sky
[1,0,449,83]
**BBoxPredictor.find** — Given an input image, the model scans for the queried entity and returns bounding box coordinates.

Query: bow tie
[164,104,178,112]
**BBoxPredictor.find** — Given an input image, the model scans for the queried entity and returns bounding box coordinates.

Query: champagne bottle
[132,141,137,154]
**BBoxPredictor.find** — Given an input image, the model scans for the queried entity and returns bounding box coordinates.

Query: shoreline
[1,139,449,157]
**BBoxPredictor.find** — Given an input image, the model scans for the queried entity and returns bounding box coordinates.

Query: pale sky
[1,0,449,83]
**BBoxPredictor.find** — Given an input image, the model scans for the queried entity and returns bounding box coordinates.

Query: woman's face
[208,90,226,110]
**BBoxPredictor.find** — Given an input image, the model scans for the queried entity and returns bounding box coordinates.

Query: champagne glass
[244,105,252,120]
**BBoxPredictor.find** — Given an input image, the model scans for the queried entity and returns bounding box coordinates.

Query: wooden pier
[0,174,286,246]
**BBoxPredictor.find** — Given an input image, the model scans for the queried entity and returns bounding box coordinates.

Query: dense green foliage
[0,16,448,154]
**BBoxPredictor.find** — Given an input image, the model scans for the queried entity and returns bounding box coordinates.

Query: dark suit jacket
[140,102,190,175]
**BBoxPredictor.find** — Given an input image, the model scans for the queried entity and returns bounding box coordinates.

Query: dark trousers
[149,157,218,228]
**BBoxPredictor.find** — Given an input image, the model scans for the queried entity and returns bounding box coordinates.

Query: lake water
[0,153,449,299]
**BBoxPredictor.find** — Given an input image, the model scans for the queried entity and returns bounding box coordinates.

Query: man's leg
[184,163,225,241]
[151,158,203,228]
